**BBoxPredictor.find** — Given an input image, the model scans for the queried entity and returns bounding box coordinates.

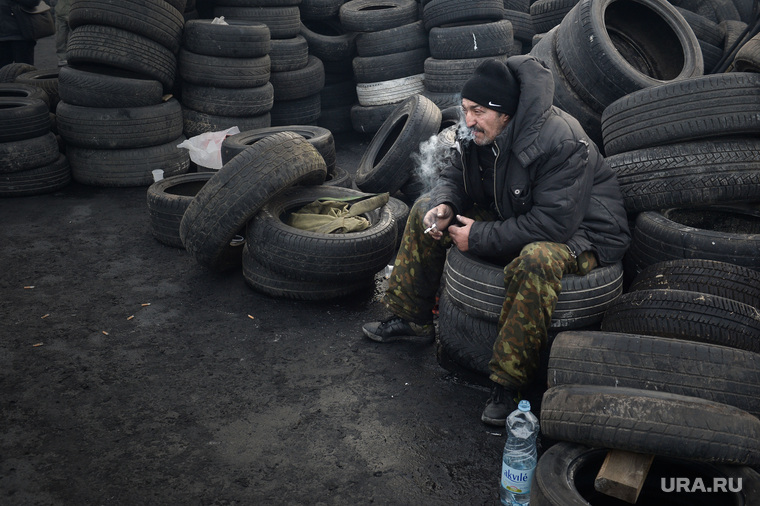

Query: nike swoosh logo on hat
[488,101,502,108]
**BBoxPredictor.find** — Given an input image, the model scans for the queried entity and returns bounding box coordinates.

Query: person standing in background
[0,0,42,66]
[52,0,68,66]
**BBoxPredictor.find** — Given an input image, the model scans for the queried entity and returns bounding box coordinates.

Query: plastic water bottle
[500,400,539,506]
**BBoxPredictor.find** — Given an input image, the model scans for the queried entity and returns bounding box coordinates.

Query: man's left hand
[449,215,474,252]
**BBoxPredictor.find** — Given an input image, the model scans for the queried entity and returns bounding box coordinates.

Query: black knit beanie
[460,59,519,115]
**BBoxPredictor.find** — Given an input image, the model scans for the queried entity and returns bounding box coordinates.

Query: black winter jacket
[429,55,631,266]
[0,0,42,41]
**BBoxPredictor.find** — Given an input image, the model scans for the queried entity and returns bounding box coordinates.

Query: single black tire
[529,0,579,34]
[69,0,184,53]
[269,93,321,126]
[269,55,325,100]
[629,258,760,308]
[355,20,427,57]
[606,137,760,213]
[0,154,70,198]
[423,54,510,94]
[601,288,760,352]
[212,6,301,38]
[0,82,48,109]
[242,251,372,300]
[181,82,274,117]
[437,290,499,376]
[444,247,624,328]
[269,35,309,72]
[299,19,357,64]
[56,99,184,149]
[339,0,419,32]
[181,19,271,58]
[352,47,429,84]
[354,94,442,194]
[58,64,163,108]
[0,98,51,143]
[355,74,425,107]
[247,185,397,282]
[0,63,37,83]
[68,136,190,187]
[299,0,345,21]
[179,131,327,271]
[601,72,760,156]
[67,24,177,91]
[0,132,59,173]
[555,0,703,115]
[13,69,60,111]
[350,102,399,135]
[221,125,336,172]
[541,384,760,466]
[428,20,514,60]
[422,0,505,31]
[146,172,214,248]
[548,330,760,417]
[182,108,271,139]
[627,206,760,273]
[503,9,535,42]
[178,49,271,89]
[532,442,760,506]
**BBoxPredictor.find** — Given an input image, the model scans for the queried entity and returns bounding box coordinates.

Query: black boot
[362,315,435,343]
[481,383,518,427]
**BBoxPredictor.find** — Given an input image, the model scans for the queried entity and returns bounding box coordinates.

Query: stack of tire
[342,0,427,134]
[57,0,190,187]
[178,19,274,136]
[600,72,760,279]
[421,0,512,110]
[213,0,324,127]
[534,258,760,502]
[176,130,403,300]
[300,3,359,134]
[528,0,705,151]
[0,84,70,197]
[435,247,625,379]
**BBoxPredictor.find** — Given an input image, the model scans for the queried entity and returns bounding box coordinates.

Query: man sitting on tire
[362,55,631,426]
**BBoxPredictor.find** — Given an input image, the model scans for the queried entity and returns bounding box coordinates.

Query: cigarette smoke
[410,108,475,195]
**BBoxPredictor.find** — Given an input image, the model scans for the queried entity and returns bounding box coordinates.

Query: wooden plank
[594,449,655,504]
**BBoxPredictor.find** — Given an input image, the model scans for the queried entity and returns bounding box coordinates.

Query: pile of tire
[535,259,760,502]
[528,0,705,151]
[0,84,70,197]
[299,8,358,134]
[600,72,760,278]
[178,19,274,136]
[56,0,190,187]
[212,0,325,127]
[422,0,515,110]
[342,0,428,134]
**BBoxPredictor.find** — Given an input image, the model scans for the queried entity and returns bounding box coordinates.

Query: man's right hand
[423,204,454,240]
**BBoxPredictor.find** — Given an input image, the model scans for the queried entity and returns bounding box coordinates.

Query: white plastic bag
[211,16,228,25]
[177,126,240,170]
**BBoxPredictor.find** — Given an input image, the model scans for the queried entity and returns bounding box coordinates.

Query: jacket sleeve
[468,137,593,259]
[427,141,473,216]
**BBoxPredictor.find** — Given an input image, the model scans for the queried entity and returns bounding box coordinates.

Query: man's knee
[507,242,569,279]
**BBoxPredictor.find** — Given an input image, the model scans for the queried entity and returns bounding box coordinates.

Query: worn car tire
[146,172,214,248]
[179,131,327,271]
[181,19,271,58]
[178,49,271,89]
[0,98,51,143]
[339,0,419,32]
[0,154,70,197]
[541,384,760,466]
[58,64,163,108]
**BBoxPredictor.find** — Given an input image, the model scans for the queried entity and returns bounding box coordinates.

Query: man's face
[461,98,510,146]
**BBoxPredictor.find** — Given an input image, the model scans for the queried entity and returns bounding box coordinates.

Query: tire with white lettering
[541,385,760,466]
[354,94,442,194]
[179,131,327,271]
[428,20,514,60]
[531,442,760,505]
[547,330,760,418]
[246,185,397,282]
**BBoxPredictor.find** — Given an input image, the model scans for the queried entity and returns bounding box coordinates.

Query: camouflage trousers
[384,196,597,389]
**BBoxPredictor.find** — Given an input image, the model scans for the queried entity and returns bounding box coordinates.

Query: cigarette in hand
[424,223,438,234]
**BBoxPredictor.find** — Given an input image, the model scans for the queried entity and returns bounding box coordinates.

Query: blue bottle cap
[518,400,531,412]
